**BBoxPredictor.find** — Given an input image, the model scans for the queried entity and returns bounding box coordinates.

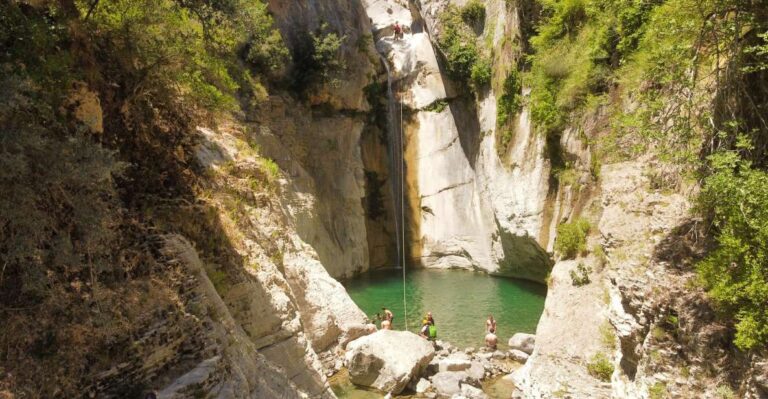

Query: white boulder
[508,333,536,355]
[345,330,435,394]
[416,378,432,393]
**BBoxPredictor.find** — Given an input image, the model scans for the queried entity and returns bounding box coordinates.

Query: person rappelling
[393,21,403,40]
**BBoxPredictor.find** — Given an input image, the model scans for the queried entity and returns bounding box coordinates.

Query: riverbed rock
[439,353,472,372]
[461,383,489,399]
[508,333,536,354]
[431,371,466,397]
[509,349,530,363]
[467,362,485,380]
[345,330,435,394]
[416,378,432,393]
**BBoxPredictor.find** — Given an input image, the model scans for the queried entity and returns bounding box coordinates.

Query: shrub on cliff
[555,218,591,259]
[586,352,613,382]
[697,147,768,351]
[437,5,486,90]
[461,0,486,26]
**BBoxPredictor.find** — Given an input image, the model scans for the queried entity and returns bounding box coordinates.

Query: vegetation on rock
[555,218,591,259]
[0,0,289,395]
[437,4,489,90]
[528,0,768,352]
[586,352,614,381]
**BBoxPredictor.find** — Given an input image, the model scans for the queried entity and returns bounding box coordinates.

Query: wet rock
[345,330,435,394]
[509,349,529,363]
[508,333,535,354]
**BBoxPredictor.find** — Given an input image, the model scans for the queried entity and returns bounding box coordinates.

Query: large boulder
[345,330,435,394]
[508,333,536,355]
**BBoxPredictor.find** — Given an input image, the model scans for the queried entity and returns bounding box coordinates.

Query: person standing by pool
[485,314,498,349]
[381,307,394,330]
[486,314,497,334]
[426,311,435,326]
[485,331,498,350]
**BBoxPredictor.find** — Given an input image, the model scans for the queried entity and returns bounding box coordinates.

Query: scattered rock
[345,330,435,394]
[508,333,535,354]
[416,378,432,393]
[491,350,507,360]
[466,362,485,381]
[509,349,529,363]
[461,383,489,399]
[431,371,467,397]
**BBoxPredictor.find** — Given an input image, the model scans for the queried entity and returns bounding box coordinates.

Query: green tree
[697,146,768,350]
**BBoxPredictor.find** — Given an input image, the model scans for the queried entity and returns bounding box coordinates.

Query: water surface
[343,268,546,349]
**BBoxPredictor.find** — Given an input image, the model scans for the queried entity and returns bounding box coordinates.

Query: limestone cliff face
[248,0,382,279]
[362,0,552,281]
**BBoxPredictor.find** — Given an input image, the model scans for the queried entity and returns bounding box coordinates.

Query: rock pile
[344,334,535,398]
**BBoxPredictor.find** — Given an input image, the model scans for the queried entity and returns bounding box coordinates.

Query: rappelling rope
[400,94,408,332]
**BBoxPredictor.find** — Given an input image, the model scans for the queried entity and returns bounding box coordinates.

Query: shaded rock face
[362,0,553,281]
[345,330,436,394]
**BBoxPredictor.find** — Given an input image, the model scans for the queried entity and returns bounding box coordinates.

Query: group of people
[373,308,500,349]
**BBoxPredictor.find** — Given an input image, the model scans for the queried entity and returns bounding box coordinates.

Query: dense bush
[555,217,591,259]
[437,5,488,90]
[696,148,768,350]
[470,57,492,87]
[312,26,347,85]
[461,0,486,25]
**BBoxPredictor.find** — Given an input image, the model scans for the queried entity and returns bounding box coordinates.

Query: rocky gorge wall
[362,0,553,282]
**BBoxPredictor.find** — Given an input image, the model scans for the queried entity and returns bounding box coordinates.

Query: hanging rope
[400,95,408,332]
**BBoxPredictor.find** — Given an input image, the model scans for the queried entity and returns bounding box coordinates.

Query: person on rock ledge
[393,21,403,41]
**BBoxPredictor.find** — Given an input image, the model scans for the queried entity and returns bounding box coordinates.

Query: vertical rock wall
[363,0,553,281]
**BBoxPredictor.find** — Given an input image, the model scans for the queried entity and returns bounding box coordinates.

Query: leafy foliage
[497,70,523,127]
[555,218,591,259]
[461,0,486,25]
[311,25,347,85]
[437,5,489,89]
[696,146,768,350]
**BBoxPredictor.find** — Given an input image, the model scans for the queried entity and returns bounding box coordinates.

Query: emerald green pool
[343,269,547,349]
